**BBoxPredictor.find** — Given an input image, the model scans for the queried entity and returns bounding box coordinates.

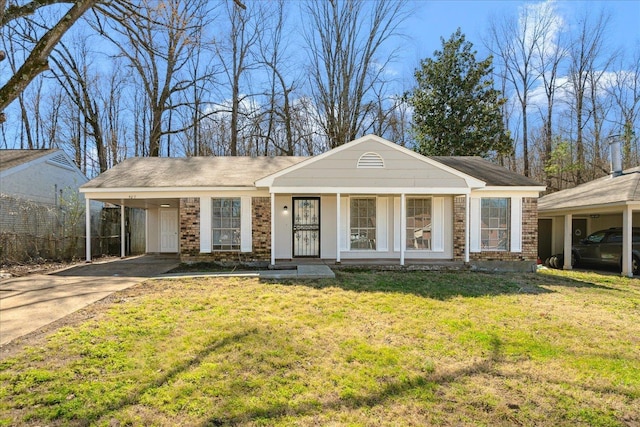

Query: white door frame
[160,208,179,253]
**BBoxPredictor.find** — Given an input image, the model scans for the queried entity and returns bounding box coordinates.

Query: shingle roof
[83,154,544,190]
[538,167,640,211]
[0,149,57,172]
[82,156,310,188]
[430,156,543,187]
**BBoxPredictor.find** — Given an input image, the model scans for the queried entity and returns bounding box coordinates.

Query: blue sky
[396,0,640,81]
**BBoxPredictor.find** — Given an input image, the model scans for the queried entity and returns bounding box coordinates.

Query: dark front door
[293,197,320,257]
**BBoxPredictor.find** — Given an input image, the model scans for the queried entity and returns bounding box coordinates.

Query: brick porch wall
[179,196,271,264]
[180,197,200,256]
[453,196,538,262]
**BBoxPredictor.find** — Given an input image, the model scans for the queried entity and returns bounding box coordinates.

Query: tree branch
[0,0,98,113]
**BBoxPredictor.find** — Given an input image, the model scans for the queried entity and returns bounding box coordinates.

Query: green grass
[1,269,639,426]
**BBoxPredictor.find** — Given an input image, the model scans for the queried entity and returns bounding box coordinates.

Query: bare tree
[214,0,262,156]
[487,3,558,177]
[0,0,98,118]
[50,39,109,172]
[608,50,640,169]
[533,10,567,188]
[566,10,610,184]
[93,0,210,157]
[303,0,408,148]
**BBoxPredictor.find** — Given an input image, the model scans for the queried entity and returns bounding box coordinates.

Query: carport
[538,166,640,277]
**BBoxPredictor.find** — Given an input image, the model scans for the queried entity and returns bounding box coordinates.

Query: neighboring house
[538,164,640,277]
[0,149,88,204]
[80,135,545,270]
[0,149,90,262]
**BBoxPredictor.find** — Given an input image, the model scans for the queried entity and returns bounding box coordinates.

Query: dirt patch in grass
[1,270,638,426]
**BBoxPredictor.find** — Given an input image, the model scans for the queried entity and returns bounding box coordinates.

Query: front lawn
[1,269,638,426]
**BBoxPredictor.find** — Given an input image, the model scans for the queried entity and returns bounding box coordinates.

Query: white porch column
[465,194,470,263]
[563,214,573,270]
[270,192,276,266]
[336,193,341,263]
[85,197,91,262]
[120,204,126,258]
[400,193,406,266]
[622,204,633,277]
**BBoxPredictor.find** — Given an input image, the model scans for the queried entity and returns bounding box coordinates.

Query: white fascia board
[267,186,472,195]
[538,201,640,216]
[478,186,546,193]
[255,134,486,189]
[472,188,544,198]
[80,186,262,195]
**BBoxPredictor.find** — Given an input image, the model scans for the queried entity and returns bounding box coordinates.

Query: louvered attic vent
[357,152,384,168]
[48,152,75,169]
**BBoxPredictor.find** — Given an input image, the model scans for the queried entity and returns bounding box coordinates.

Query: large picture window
[350,198,376,250]
[212,198,241,251]
[481,198,510,250]
[406,198,432,250]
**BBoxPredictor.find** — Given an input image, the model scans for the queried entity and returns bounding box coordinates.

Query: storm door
[293,197,320,257]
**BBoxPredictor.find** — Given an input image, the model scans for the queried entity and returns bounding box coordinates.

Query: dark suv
[572,227,640,275]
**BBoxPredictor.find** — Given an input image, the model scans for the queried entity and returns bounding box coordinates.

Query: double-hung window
[350,198,376,250]
[406,198,432,250]
[480,198,510,250]
[212,198,241,251]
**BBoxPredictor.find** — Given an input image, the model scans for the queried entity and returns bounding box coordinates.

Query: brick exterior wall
[179,196,271,265]
[180,197,200,256]
[453,196,538,262]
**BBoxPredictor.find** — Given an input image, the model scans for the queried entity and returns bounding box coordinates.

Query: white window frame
[349,197,377,250]
[212,197,242,251]
[480,197,510,251]
[405,197,432,251]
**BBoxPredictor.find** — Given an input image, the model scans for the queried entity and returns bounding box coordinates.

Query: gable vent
[47,152,75,169]
[357,152,384,168]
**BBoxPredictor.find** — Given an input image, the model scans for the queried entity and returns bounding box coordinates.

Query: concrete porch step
[260,264,335,280]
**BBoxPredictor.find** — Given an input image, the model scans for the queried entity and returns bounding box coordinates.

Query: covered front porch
[267,192,471,267]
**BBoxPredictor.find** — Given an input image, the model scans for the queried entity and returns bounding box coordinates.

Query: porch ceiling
[91,197,180,210]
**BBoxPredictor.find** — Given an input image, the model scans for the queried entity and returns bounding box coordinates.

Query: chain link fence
[0,194,145,265]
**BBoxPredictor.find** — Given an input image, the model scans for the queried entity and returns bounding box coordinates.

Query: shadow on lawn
[84,329,258,424]
[273,270,615,300]
[204,336,506,426]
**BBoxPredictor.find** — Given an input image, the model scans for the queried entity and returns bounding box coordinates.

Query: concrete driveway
[0,255,180,346]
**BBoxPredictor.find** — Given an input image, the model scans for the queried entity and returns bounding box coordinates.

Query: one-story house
[80,135,545,270]
[538,164,640,277]
[0,149,88,204]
